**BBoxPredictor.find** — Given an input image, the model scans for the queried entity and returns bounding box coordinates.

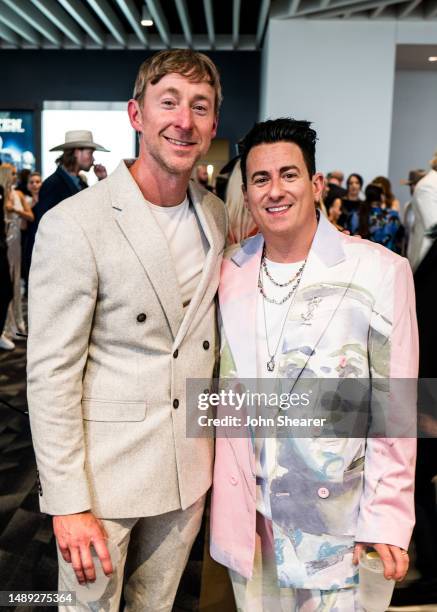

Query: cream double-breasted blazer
[27,160,226,518]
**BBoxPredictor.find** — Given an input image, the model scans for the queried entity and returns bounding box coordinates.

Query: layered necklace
[258,245,306,372]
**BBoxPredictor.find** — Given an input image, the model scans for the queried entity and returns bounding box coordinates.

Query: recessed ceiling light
[141,6,153,27]
[428,56,437,62]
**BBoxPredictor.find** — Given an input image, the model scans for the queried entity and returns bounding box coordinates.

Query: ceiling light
[428,56,437,62]
[141,6,153,27]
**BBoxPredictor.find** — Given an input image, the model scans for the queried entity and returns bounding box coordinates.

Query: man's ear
[127,99,143,133]
[211,115,218,139]
[242,183,249,209]
[312,172,325,203]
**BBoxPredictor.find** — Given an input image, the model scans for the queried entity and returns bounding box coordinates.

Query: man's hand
[93,164,107,180]
[353,542,409,581]
[53,512,113,585]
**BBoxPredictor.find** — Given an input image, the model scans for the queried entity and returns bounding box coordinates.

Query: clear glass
[359,551,395,612]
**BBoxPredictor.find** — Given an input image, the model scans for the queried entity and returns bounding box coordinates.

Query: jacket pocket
[82,399,146,422]
[343,456,365,482]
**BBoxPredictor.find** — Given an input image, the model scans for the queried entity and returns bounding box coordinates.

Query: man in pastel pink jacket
[210,119,417,610]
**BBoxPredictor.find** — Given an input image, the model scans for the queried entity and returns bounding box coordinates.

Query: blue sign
[0,110,35,170]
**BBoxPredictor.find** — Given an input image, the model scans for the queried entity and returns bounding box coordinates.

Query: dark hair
[55,149,77,172]
[16,168,31,196]
[372,175,395,208]
[346,173,364,189]
[364,183,383,204]
[358,183,384,238]
[238,118,317,187]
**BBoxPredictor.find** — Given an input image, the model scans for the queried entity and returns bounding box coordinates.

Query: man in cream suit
[27,49,226,611]
[210,119,417,610]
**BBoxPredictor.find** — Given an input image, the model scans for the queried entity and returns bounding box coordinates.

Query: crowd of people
[206,155,426,260]
[0,165,40,350]
[0,130,108,351]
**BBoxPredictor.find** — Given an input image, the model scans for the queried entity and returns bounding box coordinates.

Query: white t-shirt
[147,196,208,308]
[255,258,304,518]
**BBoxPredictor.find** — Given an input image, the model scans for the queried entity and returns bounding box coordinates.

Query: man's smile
[164,136,197,147]
[265,204,293,214]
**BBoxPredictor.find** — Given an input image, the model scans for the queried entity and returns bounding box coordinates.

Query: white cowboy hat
[49,130,109,152]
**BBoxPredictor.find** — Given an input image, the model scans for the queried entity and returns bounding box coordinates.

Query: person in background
[407,151,437,272]
[195,163,210,190]
[0,164,34,342]
[372,175,401,212]
[0,183,14,350]
[226,159,257,244]
[325,195,348,233]
[28,130,109,259]
[323,170,346,210]
[401,169,427,257]
[326,169,344,187]
[358,183,403,253]
[22,171,42,288]
[334,172,363,234]
[214,156,239,202]
[16,168,31,198]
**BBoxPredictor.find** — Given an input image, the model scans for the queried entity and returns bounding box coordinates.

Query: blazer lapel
[277,215,359,389]
[108,161,184,339]
[173,181,225,348]
[219,234,264,379]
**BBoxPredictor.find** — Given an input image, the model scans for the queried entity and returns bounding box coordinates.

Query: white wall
[389,70,437,208]
[42,101,135,185]
[261,20,397,185]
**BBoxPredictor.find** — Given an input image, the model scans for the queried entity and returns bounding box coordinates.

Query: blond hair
[430,151,437,171]
[0,163,15,196]
[226,160,257,245]
[133,49,222,114]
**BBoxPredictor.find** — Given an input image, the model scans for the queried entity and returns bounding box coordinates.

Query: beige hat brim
[49,140,109,152]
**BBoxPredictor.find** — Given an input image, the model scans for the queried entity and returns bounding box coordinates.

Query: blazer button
[173,349,178,358]
[137,313,147,323]
[203,340,210,350]
[230,476,238,486]
[317,487,330,499]
[173,399,179,409]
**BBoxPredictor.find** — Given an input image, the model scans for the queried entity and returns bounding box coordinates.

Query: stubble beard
[143,132,200,177]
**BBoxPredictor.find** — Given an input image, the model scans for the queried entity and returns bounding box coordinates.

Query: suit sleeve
[416,182,437,233]
[356,257,418,550]
[27,206,98,515]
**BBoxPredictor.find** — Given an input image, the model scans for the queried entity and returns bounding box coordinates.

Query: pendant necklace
[259,249,306,372]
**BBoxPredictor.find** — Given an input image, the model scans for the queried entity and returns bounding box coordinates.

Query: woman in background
[226,159,258,244]
[0,164,34,340]
[359,183,403,253]
[333,172,364,234]
[325,197,349,233]
[22,171,42,288]
[372,175,400,211]
[0,184,13,350]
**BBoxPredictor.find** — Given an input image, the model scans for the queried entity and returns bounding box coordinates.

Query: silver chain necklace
[259,254,306,372]
[262,246,305,288]
[258,253,306,305]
